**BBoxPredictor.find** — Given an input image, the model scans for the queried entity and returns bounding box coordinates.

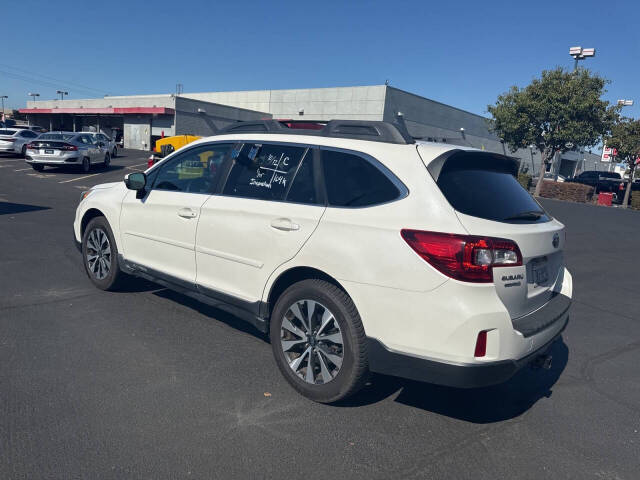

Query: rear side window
[223,143,309,201]
[322,149,401,207]
[0,129,17,135]
[436,153,550,223]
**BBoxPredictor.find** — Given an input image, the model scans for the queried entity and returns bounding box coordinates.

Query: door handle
[270,218,300,231]
[177,207,197,219]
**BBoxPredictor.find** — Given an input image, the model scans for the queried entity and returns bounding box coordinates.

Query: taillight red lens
[62,145,78,151]
[619,182,625,191]
[474,331,488,357]
[26,143,36,149]
[400,230,522,283]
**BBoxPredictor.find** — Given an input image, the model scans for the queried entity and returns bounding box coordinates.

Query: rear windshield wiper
[503,210,544,221]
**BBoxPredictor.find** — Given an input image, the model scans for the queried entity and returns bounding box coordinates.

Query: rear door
[195,142,325,303]
[419,146,566,319]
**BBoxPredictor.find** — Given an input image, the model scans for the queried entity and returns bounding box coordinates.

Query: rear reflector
[474,331,488,357]
[401,230,522,283]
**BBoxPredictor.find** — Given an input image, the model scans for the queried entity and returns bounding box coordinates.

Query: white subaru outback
[73,120,572,403]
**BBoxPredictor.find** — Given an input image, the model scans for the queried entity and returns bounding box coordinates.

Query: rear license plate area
[530,257,549,285]
[44,149,54,154]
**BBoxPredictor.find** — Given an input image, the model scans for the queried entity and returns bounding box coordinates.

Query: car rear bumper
[0,145,19,153]
[367,314,568,388]
[26,154,80,164]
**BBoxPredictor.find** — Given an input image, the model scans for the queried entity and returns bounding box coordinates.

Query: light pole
[569,46,595,71]
[529,145,536,177]
[0,95,7,122]
[56,90,68,100]
[28,92,40,103]
[610,100,635,172]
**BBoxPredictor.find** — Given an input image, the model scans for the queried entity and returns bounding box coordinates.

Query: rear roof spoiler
[424,149,520,182]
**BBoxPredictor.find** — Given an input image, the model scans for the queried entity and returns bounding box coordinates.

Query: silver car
[25,131,110,172]
[88,132,118,158]
[0,128,40,157]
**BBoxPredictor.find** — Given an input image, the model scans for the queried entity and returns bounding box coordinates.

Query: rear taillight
[2,138,16,143]
[26,143,36,150]
[619,182,625,191]
[401,230,522,283]
[61,145,78,151]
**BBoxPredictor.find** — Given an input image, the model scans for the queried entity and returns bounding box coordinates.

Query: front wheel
[270,279,369,403]
[81,157,91,173]
[82,216,125,291]
[103,152,111,169]
[112,147,117,158]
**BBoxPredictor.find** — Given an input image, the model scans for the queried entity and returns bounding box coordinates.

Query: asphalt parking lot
[1,150,639,479]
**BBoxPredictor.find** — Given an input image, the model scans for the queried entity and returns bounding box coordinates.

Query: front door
[196,142,325,303]
[119,143,232,285]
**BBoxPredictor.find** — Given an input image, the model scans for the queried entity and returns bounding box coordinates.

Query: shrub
[538,180,594,203]
[518,173,532,190]
[631,195,640,210]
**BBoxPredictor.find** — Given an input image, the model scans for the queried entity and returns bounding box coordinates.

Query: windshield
[38,133,75,141]
[436,152,550,223]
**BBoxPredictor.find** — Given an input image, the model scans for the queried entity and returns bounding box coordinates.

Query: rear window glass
[436,153,550,223]
[598,172,621,179]
[39,133,75,141]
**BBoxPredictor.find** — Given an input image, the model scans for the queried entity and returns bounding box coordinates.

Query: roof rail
[218,119,415,145]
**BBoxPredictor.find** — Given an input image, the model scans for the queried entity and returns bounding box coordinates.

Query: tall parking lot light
[570,46,595,71]
[56,90,68,100]
[0,95,7,120]
[617,99,634,106]
[28,92,40,103]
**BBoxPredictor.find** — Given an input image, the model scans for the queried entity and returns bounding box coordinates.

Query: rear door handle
[178,207,197,219]
[270,218,300,231]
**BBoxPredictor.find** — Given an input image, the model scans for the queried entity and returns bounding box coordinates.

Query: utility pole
[0,95,7,123]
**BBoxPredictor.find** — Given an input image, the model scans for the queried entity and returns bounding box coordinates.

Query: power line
[0,63,109,97]
[0,69,103,98]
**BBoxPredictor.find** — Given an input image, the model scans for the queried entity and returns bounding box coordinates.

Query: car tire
[103,152,111,169]
[21,144,27,157]
[82,216,124,291]
[81,157,91,173]
[270,279,369,403]
[112,147,117,158]
[31,164,44,172]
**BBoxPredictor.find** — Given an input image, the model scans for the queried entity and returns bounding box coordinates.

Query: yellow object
[154,135,201,154]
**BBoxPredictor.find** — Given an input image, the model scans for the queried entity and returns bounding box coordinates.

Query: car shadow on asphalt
[339,338,569,423]
[45,165,126,174]
[0,201,51,215]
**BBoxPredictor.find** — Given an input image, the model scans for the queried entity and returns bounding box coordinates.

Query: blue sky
[2,0,638,118]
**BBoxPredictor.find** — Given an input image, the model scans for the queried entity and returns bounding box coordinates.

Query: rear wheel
[31,164,44,172]
[82,216,125,291]
[112,147,117,158]
[81,157,91,173]
[21,144,27,157]
[103,152,111,169]
[270,279,369,403]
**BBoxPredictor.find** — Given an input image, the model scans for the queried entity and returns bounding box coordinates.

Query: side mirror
[125,172,146,191]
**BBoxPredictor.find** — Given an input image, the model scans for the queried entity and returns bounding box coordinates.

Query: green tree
[605,118,640,208]
[488,67,618,196]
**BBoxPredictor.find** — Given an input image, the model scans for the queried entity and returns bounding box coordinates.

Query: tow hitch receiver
[532,354,553,370]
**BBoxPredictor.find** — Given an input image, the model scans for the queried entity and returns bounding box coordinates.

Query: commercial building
[19,95,270,150]
[20,85,606,176]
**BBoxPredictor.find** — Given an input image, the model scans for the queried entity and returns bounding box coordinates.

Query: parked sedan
[25,132,110,172]
[88,132,118,158]
[0,128,40,157]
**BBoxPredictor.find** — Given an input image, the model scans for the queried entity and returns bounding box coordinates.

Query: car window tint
[436,152,550,223]
[286,153,319,204]
[322,150,400,207]
[153,143,231,194]
[223,143,308,201]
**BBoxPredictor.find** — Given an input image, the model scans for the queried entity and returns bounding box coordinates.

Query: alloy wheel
[86,228,111,280]
[280,299,344,384]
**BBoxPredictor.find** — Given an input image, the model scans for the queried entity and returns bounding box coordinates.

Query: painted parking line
[58,173,100,184]
[14,168,32,172]
[27,173,57,179]
[0,158,24,163]
[126,163,148,169]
